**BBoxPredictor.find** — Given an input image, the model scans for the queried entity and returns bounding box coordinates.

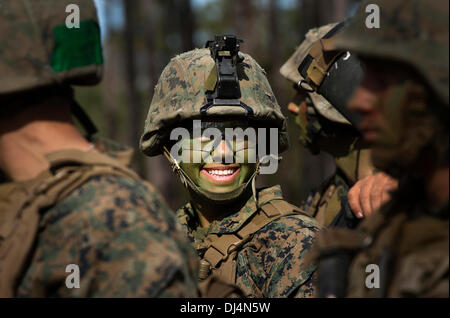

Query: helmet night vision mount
[200,35,254,116]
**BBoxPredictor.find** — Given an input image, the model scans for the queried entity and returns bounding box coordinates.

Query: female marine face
[177,120,257,195]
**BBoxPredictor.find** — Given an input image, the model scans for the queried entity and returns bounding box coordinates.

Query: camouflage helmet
[327,0,449,105]
[0,0,103,97]
[140,47,289,156]
[280,23,352,125]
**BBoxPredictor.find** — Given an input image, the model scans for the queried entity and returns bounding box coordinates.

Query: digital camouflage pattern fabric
[177,185,320,298]
[0,138,199,297]
[300,173,357,228]
[0,0,103,96]
[140,48,288,156]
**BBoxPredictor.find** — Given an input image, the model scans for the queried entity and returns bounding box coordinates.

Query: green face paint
[179,121,257,196]
[369,78,433,176]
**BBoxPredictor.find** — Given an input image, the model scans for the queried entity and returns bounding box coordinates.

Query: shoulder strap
[200,200,304,285]
[46,149,139,179]
[0,150,142,297]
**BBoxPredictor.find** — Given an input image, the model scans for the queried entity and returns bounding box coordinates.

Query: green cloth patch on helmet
[50,20,103,73]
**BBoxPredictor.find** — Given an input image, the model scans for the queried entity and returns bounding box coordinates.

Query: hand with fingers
[348,172,398,219]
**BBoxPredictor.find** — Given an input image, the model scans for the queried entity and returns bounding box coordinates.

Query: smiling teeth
[207,169,235,176]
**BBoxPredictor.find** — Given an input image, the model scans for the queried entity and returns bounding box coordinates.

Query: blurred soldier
[311,0,448,297]
[280,23,397,227]
[141,36,320,297]
[0,0,199,297]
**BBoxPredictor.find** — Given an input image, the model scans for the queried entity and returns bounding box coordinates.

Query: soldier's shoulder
[266,213,321,235]
[20,175,198,297]
[256,200,321,240]
[42,174,174,232]
[241,201,319,297]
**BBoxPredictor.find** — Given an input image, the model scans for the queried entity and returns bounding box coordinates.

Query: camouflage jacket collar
[0,137,136,225]
[0,136,133,188]
[90,136,134,167]
[177,185,284,242]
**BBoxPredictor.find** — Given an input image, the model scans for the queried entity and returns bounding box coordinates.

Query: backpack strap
[0,149,143,297]
[199,200,306,286]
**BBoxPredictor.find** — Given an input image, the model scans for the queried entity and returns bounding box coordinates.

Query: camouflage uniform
[310,0,449,297]
[141,44,320,297]
[280,24,370,228]
[177,185,319,298]
[0,138,199,297]
[0,0,199,297]
[300,173,353,227]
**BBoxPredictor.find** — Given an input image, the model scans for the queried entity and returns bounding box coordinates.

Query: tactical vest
[303,181,343,226]
[197,199,306,287]
[0,149,144,297]
[301,173,358,229]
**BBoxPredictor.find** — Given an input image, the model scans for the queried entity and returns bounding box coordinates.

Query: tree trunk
[298,0,349,41]
[139,0,187,205]
[232,0,257,56]
[123,0,145,174]
[268,0,283,105]
[179,0,195,51]
[101,3,119,141]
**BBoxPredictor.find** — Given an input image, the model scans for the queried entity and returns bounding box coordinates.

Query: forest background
[77,0,363,210]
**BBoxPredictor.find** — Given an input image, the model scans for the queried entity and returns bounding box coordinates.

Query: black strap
[329,196,360,229]
[70,100,98,139]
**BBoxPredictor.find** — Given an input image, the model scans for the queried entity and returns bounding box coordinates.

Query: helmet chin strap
[163,146,261,206]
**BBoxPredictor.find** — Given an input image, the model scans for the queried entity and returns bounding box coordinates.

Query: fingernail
[357,212,364,218]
